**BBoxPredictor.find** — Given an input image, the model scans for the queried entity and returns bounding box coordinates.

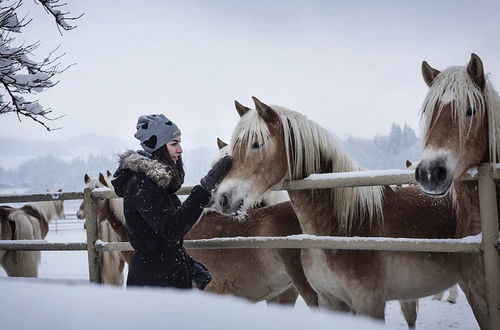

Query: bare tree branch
[36,0,83,34]
[0,0,81,130]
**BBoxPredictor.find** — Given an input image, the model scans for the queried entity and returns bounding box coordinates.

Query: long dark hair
[152,144,185,192]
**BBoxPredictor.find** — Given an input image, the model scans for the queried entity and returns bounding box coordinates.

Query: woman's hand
[200,155,232,192]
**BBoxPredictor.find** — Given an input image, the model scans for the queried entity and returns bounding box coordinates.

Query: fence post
[478,163,500,328]
[84,187,101,283]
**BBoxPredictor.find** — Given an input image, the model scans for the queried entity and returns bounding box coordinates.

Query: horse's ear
[467,53,485,91]
[252,96,279,123]
[217,138,228,150]
[235,100,250,117]
[405,160,412,168]
[106,170,112,177]
[84,174,90,184]
[98,173,109,187]
[422,61,441,87]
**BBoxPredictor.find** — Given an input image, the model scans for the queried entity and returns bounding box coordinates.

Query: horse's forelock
[230,109,271,159]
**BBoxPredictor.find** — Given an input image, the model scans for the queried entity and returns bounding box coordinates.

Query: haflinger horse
[0,192,65,277]
[415,53,500,329]
[78,173,128,286]
[211,97,462,327]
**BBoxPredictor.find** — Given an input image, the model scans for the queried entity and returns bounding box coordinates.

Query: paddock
[0,165,499,328]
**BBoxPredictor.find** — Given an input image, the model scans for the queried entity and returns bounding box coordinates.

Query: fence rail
[1,164,499,328]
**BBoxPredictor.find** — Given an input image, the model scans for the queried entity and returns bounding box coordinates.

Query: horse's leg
[352,296,385,321]
[400,299,419,329]
[279,248,319,307]
[447,284,459,304]
[317,292,353,313]
[459,280,489,330]
[266,286,299,306]
[458,254,490,330]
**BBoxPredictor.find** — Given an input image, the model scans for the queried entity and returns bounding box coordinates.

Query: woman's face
[166,135,183,164]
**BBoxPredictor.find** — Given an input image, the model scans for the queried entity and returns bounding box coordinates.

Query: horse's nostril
[221,194,229,209]
[415,166,421,182]
[433,166,447,182]
[415,166,428,184]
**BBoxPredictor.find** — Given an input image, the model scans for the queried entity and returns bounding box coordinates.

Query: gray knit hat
[134,114,181,153]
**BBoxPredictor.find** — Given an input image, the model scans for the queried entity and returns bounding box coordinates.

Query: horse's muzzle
[415,158,452,197]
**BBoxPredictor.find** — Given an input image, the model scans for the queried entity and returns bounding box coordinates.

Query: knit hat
[134,114,181,153]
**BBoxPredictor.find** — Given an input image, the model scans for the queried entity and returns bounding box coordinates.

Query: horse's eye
[466,106,476,117]
[252,141,263,149]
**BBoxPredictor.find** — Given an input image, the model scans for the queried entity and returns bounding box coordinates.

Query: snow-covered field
[0,201,479,329]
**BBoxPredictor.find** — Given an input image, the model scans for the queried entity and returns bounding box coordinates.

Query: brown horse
[415,53,500,329]
[78,161,318,306]
[0,196,65,277]
[77,173,129,285]
[211,97,463,327]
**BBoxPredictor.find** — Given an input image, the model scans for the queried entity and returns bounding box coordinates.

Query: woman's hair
[152,144,185,191]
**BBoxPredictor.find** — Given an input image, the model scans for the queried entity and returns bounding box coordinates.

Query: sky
[1,0,500,151]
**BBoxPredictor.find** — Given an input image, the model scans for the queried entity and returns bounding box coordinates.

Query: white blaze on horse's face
[416,54,489,196]
[213,98,288,214]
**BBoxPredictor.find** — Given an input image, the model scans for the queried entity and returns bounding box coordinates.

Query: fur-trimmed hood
[112,150,176,196]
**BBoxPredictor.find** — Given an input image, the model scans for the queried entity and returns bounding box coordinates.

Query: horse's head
[416,54,493,196]
[212,97,289,214]
[43,189,65,220]
[77,172,112,222]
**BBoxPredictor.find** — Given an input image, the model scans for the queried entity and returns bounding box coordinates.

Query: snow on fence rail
[1,164,499,328]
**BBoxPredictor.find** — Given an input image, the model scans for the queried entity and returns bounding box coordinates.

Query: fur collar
[117,150,174,189]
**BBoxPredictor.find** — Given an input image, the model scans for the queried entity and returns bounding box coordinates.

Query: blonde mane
[230,105,383,234]
[420,66,500,164]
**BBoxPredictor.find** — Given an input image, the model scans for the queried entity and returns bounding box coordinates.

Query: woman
[111,114,232,288]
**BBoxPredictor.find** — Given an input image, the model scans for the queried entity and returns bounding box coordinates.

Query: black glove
[191,259,212,290]
[200,155,232,192]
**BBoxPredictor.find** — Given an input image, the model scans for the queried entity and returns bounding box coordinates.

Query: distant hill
[0,134,131,169]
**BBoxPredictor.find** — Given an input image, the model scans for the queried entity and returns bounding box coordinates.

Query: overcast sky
[1,0,500,151]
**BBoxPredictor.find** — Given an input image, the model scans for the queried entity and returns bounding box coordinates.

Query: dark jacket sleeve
[127,173,211,242]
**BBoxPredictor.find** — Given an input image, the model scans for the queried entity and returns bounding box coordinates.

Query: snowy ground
[0,201,479,329]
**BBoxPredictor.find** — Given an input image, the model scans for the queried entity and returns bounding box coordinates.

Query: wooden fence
[0,164,499,328]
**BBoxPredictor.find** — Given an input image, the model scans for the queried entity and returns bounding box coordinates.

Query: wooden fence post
[84,187,101,283]
[478,163,500,328]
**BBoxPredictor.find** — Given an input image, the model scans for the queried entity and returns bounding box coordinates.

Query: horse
[0,194,65,277]
[405,160,459,304]
[211,97,465,327]
[415,53,500,329]
[77,173,127,285]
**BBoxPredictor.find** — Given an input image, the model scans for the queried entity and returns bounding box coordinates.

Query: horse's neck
[107,199,128,242]
[453,181,483,238]
[286,145,382,236]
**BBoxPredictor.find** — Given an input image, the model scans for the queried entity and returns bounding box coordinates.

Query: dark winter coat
[111,150,211,288]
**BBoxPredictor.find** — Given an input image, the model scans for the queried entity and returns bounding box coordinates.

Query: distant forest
[0,123,420,194]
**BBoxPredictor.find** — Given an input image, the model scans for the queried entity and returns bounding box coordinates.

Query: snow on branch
[0,0,81,130]
[37,0,83,33]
